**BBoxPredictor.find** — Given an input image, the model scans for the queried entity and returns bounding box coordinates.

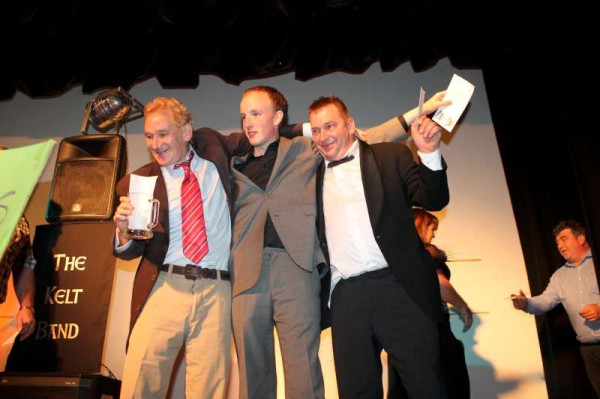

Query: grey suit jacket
[230,136,326,297]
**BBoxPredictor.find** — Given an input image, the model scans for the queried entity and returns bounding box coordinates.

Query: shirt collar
[166,147,196,173]
[249,139,279,160]
[565,249,593,268]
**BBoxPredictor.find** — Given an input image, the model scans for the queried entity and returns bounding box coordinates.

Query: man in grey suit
[231,86,324,399]
[230,86,450,399]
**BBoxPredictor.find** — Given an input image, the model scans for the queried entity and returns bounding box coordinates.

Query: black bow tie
[327,155,355,168]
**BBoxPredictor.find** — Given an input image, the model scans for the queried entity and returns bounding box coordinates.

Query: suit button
[151,274,157,281]
[135,305,142,312]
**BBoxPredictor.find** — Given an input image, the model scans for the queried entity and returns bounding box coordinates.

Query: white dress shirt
[323,139,442,299]
[117,148,231,272]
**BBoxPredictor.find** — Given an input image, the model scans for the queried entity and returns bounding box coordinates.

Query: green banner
[0,140,55,256]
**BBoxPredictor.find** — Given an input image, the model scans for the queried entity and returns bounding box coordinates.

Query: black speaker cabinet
[0,373,121,399]
[46,134,127,223]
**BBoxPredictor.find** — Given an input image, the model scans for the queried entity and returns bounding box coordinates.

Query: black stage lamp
[80,87,144,134]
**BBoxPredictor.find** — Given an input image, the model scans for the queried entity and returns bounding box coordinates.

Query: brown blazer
[114,127,250,341]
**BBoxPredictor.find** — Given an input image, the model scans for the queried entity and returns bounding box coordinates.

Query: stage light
[80,87,144,134]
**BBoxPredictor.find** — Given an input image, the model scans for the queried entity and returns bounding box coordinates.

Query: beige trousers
[120,270,232,399]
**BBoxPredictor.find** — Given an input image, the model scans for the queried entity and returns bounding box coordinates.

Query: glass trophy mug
[124,192,159,240]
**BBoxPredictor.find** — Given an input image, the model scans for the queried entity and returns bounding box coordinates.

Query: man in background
[511,220,600,397]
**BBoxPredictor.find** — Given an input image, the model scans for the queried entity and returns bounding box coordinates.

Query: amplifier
[0,373,120,399]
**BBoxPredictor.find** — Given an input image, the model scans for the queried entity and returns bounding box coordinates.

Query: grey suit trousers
[232,247,324,399]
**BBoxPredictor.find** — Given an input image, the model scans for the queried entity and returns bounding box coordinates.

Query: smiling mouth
[319,143,334,152]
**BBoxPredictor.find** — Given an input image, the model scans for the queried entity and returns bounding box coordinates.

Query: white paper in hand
[432,74,475,132]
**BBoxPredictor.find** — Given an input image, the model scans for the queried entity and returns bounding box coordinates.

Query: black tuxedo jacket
[316,140,449,329]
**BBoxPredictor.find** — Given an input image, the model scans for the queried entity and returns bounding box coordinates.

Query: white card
[432,74,475,132]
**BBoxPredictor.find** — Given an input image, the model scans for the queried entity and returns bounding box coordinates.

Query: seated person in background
[388,207,472,399]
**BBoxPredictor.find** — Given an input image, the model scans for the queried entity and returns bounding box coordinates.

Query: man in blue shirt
[512,220,600,396]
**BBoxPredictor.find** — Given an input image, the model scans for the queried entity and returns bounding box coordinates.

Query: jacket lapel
[316,161,328,258]
[359,140,384,227]
[266,137,292,189]
[230,152,255,186]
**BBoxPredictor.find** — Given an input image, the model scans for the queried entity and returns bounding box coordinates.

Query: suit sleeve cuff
[303,122,313,138]
[398,115,409,133]
[417,149,442,171]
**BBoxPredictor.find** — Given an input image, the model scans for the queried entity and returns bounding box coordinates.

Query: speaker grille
[47,160,116,222]
[46,134,126,223]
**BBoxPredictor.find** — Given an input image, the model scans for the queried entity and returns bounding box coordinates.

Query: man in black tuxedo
[309,95,450,398]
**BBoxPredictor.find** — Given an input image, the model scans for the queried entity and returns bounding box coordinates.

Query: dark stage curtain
[483,49,599,399]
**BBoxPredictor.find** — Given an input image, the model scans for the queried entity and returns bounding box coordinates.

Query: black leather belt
[160,264,230,281]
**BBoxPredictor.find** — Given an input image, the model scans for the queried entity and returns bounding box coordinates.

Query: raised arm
[356,90,450,144]
[356,116,409,144]
[279,123,306,138]
[404,90,450,127]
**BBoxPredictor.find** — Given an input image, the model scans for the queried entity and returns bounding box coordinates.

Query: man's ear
[182,123,193,141]
[346,116,356,134]
[578,234,587,246]
[273,110,284,126]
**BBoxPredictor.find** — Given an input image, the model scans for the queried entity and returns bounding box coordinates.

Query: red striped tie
[175,152,208,263]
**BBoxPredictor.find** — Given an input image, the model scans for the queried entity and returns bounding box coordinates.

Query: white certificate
[432,74,475,132]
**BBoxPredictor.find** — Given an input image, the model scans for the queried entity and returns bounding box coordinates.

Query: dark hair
[243,86,289,126]
[308,95,350,119]
[552,220,585,238]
